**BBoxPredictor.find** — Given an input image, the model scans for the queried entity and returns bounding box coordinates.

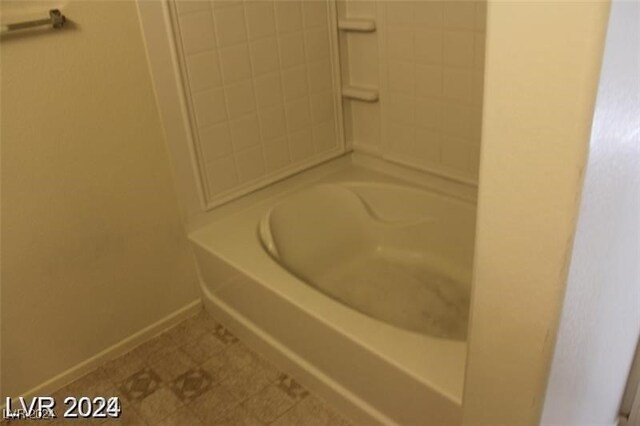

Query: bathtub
[189,157,476,425]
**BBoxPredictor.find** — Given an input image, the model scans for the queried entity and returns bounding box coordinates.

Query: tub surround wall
[171,0,344,208]
[1,0,199,399]
[340,0,486,183]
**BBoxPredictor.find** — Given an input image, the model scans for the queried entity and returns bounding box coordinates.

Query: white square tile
[250,37,280,76]
[388,28,413,61]
[443,67,473,103]
[214,5,247,47]
[442,102,473,140]
[302,1,328,28]
[219,44,252,83]
[206,156,238,196]
[415,98,441,130]
[443,31,474,67]
[258,105,287,141]
[307,61,332,94]
[193,87,228,127]
[312,121,337,153]
[386,1,414,26]
[388,123,415,157]
[225,80,256,118]
[176,1,211,15]
[282,66,308,101]
[279,32,306,68]
[443,1,476,30]
[254,73,283,108]
[187,50,222,91]
[414,1,443,29]
[389,61,415,94]
[288,127,314,162]
[235,146,265,182]
[415,30,442,65]
[310,92,334,124]
[441,136,471,171]
[275,1,302,33]
[179,11,216,54]
[285,99,311,130]
[245,1,276,40]
[388,94,415,125]
[199,123,233,162]
[415,64,442,98]
[414,127,441,163]
[229,114,261,151]
[263,137,291,172]
[304,29,330,63]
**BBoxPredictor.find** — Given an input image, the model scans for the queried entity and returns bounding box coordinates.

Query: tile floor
[4,310,353,425]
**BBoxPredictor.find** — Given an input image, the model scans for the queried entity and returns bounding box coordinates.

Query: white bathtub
[189,158,476,425]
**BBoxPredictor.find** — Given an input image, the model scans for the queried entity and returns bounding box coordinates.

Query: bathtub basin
[189,159,475,425]
[259,183,472,341]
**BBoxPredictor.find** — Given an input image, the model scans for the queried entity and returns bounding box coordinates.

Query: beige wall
[1,1,199,397]
[463,1,610,424]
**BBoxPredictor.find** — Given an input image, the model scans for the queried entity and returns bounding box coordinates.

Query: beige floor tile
[131,332,179,366]
[148,347,196,383]
[270,395,353,426]
[102,351,147,384]
[155,406,204,426]
[107,407,148,425]
[181,332,227,364]
[188,383,240,424]
[134,387,183,424]
[209,405,265,426]
[42,310,352,426]
[221,362,278,402]
[242,384,300,423]
[164,315,210,347]
[199,347,236,383]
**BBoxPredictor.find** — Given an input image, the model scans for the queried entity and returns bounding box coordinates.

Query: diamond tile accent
[275,373,309,400]
[118,367,162,403]
[171,368,213,403]
[212,324,239,345]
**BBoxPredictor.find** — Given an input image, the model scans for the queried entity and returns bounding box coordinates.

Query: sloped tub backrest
[260,184,376,278]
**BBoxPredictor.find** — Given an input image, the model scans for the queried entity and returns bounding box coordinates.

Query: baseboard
[5,299,202,407]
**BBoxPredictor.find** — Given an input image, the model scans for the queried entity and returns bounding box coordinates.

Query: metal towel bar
[1,9,66,34]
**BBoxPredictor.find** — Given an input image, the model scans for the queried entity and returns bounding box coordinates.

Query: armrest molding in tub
[338,19,376,32]
[342,86,379,102]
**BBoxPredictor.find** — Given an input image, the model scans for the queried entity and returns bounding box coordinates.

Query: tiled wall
[344,1,486,183]
[382,1,486,182]
[172,0,342,207]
